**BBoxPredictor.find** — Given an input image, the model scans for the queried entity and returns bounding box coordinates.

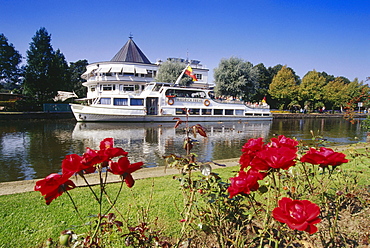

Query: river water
[0,117,365,183]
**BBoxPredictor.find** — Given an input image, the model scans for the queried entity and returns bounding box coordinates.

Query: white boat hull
[70,104,272,122]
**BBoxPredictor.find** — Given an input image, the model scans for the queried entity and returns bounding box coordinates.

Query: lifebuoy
[167,98,175,105]
[204,99,210,106]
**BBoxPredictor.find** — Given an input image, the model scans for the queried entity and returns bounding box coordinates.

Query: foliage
[70,59,89,98]
[214,57,259,101]
[322,77,350,111]
[156,61,192,86]
[268,65,299,109]
[23,27,70,103]
[0,33,22,91]
[298,70,327,110]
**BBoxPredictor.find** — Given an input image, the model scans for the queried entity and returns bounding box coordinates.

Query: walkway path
[0,158,240,196]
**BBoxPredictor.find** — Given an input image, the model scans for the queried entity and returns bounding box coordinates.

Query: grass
[0,146,369,248]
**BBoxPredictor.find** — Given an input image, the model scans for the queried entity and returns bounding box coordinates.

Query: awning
[98,66,111,73]
[82,65,98,76]
[135,67,147,74]
[123,65,135,73]
[110,66,123,73]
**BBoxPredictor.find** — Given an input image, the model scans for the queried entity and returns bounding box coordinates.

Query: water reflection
[72,121,272,167]
[0,118,366,182]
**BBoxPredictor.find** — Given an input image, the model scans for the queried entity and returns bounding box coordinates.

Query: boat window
[102,84,113,91]
[235,110,244,115]
[113,98,128,106]
[195,74,202,80]
[153,84,162,91]
[176,108,187,115]
[98,98,111,105]
[202,109,212,115]
[225,109,234,115]
[90,87,96,92]
[165,89,206,98]
[130,98,144,106]
[214,109,223,115]
[189,109,200,115]
[119,84,135,91]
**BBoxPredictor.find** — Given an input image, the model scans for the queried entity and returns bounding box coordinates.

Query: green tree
[252,63,270,102]
[0,33,22,91]
[214,57,258,100]
[24,27,68,103]
[299,70,327,110]
[70,59,88,98]
[49,49,71,92]
[322,77,349,111]
[156,61,192,86]
[268,66,299,109]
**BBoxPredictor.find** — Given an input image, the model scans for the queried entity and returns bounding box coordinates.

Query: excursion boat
[70,82,272,122]
[69,37,272,122]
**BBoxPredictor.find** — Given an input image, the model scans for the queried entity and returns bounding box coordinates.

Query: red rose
[272,197,321,234]
[269,135,298,150]
[228,169,266,198]
[108,157,143,187]
[99,138,128,159]
[34,173,76,205]
[239,138,265,169]
[300,147,348,167]
[62,153,96,176]
[250,146,297,170]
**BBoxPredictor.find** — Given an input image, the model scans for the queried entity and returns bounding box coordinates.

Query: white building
[81,37,209,100]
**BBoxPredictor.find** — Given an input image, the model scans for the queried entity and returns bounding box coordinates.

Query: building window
[113,98,128,106]
[130,98,144,106]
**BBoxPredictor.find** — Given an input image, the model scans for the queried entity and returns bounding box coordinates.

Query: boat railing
[213,99,270,109]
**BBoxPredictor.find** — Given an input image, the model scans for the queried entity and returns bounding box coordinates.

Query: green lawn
[0,146,369,248]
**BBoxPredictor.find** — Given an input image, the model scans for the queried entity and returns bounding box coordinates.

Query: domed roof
[110,37,151,64]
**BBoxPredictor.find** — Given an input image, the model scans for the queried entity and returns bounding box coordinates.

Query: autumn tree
[156,61,192,86]
[214,57,258,100]
[268,66,299,109]
[0,33,22,91]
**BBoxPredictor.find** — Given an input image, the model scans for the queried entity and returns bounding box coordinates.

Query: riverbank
[0,111,367,120]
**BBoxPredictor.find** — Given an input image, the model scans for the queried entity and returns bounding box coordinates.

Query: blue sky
[1,0,369,82]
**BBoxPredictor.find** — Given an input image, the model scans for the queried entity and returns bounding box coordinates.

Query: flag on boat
[262,96,266,104]
[184,66,198,81]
